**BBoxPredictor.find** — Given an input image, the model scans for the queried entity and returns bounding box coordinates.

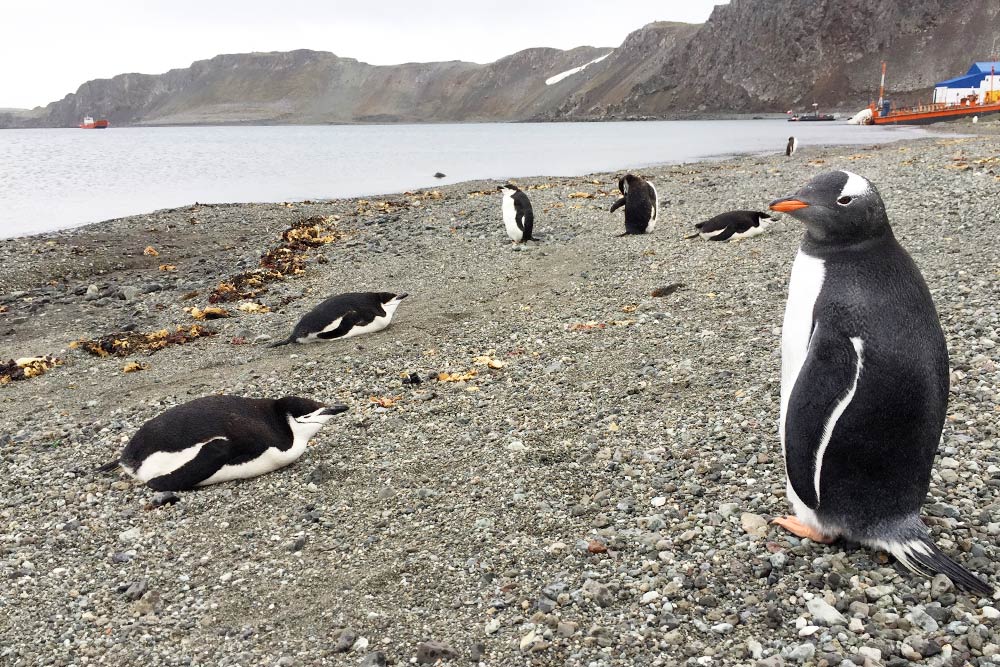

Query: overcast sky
[1,1,729,109]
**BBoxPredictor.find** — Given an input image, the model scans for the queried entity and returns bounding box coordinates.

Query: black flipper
[513,191,534,241]
[316,311,364,340]
[268,336,295,348]
[610,197,626,213]
[145,437,235,491]
[784,324,862,510]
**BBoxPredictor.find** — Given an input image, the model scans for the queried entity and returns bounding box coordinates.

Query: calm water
[0,120,933,238]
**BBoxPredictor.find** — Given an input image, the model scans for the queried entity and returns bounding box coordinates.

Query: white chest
[197,418,319,486]
[502,195,521,241]
[646,182,658,232]
[779,250,826,442]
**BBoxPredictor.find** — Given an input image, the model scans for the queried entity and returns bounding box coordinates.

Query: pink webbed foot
[771,515,835,544]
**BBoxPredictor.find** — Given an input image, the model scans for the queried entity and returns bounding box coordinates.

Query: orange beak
[769,199,809,213]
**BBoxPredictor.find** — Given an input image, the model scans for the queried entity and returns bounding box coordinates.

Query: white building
[933,62,1000,105]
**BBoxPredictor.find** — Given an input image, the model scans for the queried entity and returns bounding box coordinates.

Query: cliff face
[2,0,997,128]
[615,0,1000,115]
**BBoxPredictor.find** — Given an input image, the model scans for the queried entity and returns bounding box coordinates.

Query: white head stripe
[838,171,870,198]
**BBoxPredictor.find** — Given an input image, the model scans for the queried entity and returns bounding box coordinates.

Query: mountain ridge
[2,0,997,128]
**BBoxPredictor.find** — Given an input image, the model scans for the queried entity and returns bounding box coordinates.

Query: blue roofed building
[933,62,1000,105]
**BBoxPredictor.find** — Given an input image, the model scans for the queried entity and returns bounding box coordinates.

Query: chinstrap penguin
[270,292,407,347]
[498,183,534,243]
[770,170,992,595]
[97,395,348,491]
[688,210,772,241]
[610,174,658,235]
[786,136,798,156]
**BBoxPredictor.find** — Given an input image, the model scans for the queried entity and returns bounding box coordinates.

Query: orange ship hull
[79,119,110,129]
[872,101,1000,125]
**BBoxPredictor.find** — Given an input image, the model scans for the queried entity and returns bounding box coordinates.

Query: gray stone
[124,578,147,601]
[416,640,459,664]
[359,652,386,666]
[333,629,358,653]
[807,597,847,626]
[786,643,815,662]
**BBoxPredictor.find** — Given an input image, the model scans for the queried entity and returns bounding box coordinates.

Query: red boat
[863,61,1000,125]
[79,116,110,129]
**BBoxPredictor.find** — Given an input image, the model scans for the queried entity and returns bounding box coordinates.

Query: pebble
[741,512,768,537]
[807,597,847,626]
[415,641,459,664]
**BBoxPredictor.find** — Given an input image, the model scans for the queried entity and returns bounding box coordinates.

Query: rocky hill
[2,0,997,127]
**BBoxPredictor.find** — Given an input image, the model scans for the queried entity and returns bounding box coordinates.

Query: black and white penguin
[498,183,534,243]
[609,173,658,235]
[786,136,798,156]
[97,395,348,491]
[689,210,772,241]
[269,292,407,347]
[769,170,992,594]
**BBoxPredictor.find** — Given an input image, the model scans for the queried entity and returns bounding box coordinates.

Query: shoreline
[2,131,999,665]
[0,118,975,242]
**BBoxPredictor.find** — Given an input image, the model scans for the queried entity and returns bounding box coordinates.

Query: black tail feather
[892,531,993,596]
[95,459,120,474]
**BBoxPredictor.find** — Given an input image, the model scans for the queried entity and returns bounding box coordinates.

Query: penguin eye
[837,196,853,206]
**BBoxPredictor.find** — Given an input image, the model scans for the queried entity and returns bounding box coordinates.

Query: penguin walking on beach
[786,136,798,156]
[498,183,534,243]
[269,292,407,347]
[769,170,992,595]
[687,210,773,241]
[97,395,348,491]
[609,173,658,235]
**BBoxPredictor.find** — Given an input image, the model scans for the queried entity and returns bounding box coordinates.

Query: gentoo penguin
[609,173,658,235]
[497,183,534,243]
[97,395,348,491]
[769,170,992,594]
[269,292,407,347]
[785,136,798,156]
[688,210,773,241]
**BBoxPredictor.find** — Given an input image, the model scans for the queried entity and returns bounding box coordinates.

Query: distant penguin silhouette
[769,170,992,595]
[497,183,534,242]
[609,173,658,235]
[688,210,773,241]
[97,395,348,491]
[786,136,798,156]
[270,292,407,347]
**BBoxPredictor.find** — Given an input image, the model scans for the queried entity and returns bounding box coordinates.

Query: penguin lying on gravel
[97,395,347,491]
[770,170,993,595]
[687,210,772,241]
[610,174,658,235]
[498,183,534,243]
[269,292,407,347]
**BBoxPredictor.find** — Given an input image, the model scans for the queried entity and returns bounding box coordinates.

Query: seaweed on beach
[0,356,63,385]
[208,215,344,303]
[71,325,216,358]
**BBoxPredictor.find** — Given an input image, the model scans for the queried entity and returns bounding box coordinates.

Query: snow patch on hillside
[545,52,612,86]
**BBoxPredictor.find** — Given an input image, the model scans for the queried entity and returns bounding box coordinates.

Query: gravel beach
[2,124,999,667]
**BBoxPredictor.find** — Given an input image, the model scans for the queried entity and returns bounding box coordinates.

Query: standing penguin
[785,136,798,156]
[498,183,534,243]
[769,170,992,594]
[688,210,773,241]
[610,173,658,235]
[97,395,348,491]
[269,292,407,347]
